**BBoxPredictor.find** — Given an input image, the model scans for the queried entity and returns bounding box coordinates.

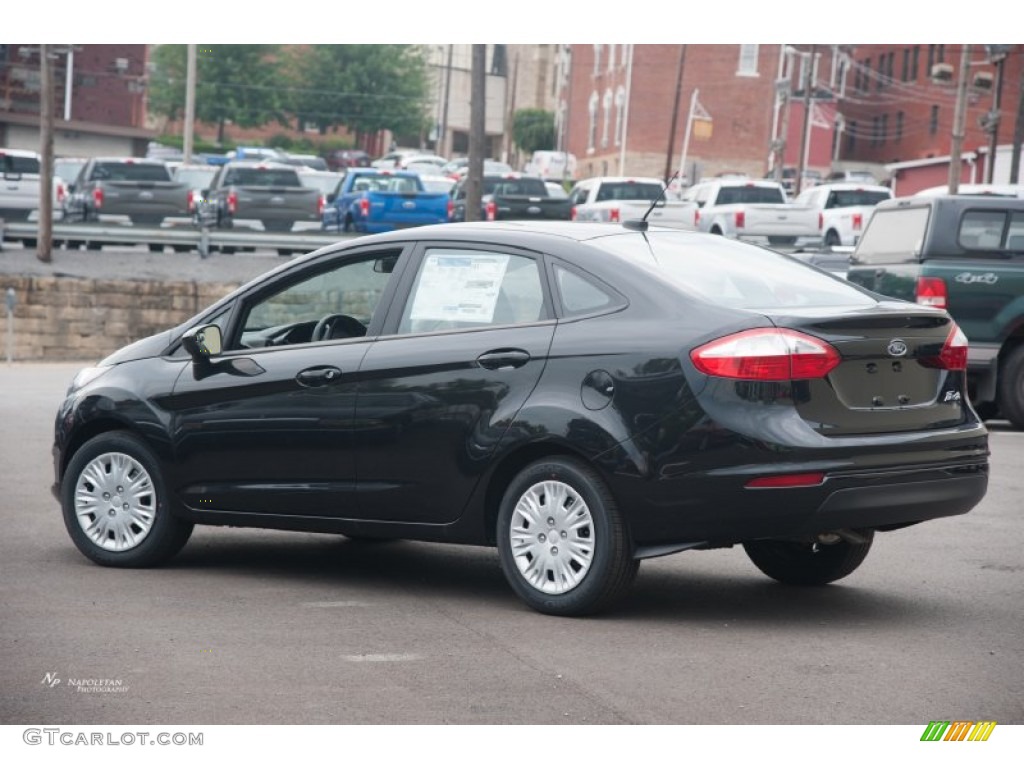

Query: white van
[524,151,577,182]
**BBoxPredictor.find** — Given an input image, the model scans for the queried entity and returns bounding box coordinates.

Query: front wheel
[496,457,638,616]
[743,531,874,586]
[61,431,193,568]
[997,345,1024,429]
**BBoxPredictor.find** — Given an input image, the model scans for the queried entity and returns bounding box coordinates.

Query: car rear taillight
[852,212,863,230]
[317,195,325,217]
[694,209,701,227]
[186,189,195,212]
[56,182,66,204]
[734,210,745,229]
[690,328,841,381]
[920,323,969,372]
[226,191,238,215]
[359,198,370,218]
[818,212,823,230]
[915,276,948,309]
[609,207,620,223]
[485,200,497,221]
[92,187,103,209]
[745,473,825,489]
[570,205,577,221]
[446,198,455,221]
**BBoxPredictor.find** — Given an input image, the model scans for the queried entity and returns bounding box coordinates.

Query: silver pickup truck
[1,148,68,247]
[682,178,821,246]
[195,161,323,233]
[62,157,189,227]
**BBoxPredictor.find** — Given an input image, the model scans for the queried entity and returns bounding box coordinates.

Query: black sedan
[52,222,989,616]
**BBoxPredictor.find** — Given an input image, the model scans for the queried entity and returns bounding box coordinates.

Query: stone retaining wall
[1,276,240,361]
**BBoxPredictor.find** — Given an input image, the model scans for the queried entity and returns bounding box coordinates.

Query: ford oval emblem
[887,339,908,357]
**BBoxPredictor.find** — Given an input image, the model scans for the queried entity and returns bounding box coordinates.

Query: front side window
[398,250,546,334]
[235,251,400,349]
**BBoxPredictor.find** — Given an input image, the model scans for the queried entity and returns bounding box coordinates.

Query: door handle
[296,366,343,388]
[476,349,531,370]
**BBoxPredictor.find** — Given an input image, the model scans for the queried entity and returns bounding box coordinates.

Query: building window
[608,44,616,72]
[930,105,939,135]
[880,113,888,145]
[614,86,626,146]
[854,62,862,92]
[601,89,613,149]
[593,45,602,75]
[901,48,909,81]
[587,91,599,151]
[490,45,507,77]
[937,45,945,64]
[927,45,936,75]
[911,46,920,80]
[737,44,759,76]
[871,116,880,147]
[864,57,872,91]
[847,120,857,152]
[896,111,904,143]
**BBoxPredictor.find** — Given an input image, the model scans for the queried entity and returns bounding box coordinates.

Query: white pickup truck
[568,176,698,229]
[792,182,892,247]
[681,178,819,246]
[1,148,66,247]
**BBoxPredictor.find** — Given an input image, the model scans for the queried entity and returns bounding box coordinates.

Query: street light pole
[948,44,971,194]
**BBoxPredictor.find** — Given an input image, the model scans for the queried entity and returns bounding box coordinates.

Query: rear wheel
[496,457,638,616]
[997,345,1024,429]
[147,244,163,253]
[824,230,841,247]
[61,431,193,568]
[743,531,874,586]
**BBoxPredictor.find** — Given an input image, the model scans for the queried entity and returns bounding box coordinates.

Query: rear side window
[958,210,1024,251]
[853,206,930,264]
[1,154,40,174]
[91,162,171,182]
[554,265,621,316]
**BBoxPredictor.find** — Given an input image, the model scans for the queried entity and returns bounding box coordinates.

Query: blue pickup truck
[321,169,451,234]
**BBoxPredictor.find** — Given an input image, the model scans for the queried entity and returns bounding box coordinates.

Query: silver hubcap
[74,452,156,552]
[509,480,595,595]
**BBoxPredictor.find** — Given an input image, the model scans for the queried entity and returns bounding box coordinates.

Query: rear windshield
[174,168,218,187]
[853,207,930,264]
[714,185,786,205]
[2,154,41,174]
[595,182,664,203]
[349,174,422,193]
[825,190,891,208]
[90,162,171,182]
[223,168,301,187]
[483,177,548,197]
[592,232,874,310]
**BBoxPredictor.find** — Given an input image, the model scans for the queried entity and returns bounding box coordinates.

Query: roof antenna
[623,172,679,232]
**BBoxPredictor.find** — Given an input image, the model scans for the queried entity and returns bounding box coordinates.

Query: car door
[165,245,410,519]
[354,242,557,524]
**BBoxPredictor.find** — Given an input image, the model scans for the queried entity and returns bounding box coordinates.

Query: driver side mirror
[181,324,222,361]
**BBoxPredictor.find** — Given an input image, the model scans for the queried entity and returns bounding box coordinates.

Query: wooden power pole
[38,44,55,263]
[466,45,487,222]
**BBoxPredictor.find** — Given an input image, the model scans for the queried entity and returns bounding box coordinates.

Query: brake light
[609,207,620,223]
[92,187,104,209]
[852,212,863,230]
[186,189,195,212]
[570,205,577,221]
[56,182,66,204]
[734,210,745,229]
[690,328,841,381]
[745,473,825,489]
[359,198,370,218]
[317,194,325,217]
[920,323,969,372]
[915,276,947,309]
[446,198,454,221]
[694,209,701,227]
[226,191,237,215]
[485,200,497,221]
[818,212,824,230]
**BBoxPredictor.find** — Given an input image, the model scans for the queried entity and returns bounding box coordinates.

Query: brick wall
[1,276,238,362]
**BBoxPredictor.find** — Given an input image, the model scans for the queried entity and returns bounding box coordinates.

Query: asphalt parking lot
[1,361,1022,728]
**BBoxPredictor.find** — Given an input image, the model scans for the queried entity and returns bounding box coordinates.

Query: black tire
[86,242,101,250]
[343,215,354,233]
[277,249,294,257]
[709,226,723,236]
[496,457,638,616]
[172,245,191,253]
[263,220,294,233]
[743,531,874,586]
[147,244,163,253]
[221,246,237,255]
[61,431,193,568]
[824,230,841,247]
[997,345,1024,429]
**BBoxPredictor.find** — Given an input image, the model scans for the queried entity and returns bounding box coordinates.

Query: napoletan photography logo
[41,671,129,694]
[920,720,997,742]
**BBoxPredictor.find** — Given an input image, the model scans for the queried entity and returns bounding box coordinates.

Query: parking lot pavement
[0,240,351,285]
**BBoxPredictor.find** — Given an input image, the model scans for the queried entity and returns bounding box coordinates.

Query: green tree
[148,44,286,145]
[513,109,556,156]
[284,45,431,142]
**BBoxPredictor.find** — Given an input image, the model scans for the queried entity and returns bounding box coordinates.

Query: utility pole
[795,45,816,197]
[983,47,1009,183]
[1012,65,1024,185]
[183,44,197,164]
[664,45,687,183]
[774,47,794,182]
[440,45,454,159]
[466,45,486,222]
[949,44,971,193]
[618,44,634,176]
[504,49,519,166]
[38,44,55,264]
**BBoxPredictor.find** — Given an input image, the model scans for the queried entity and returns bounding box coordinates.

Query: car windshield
[715,185,786,205]
[299,173,345,194]
[591,232,875,310]
[594,182,664,202]
[55,160,84,180]
[174,168,218,187]
[91,162,171,182]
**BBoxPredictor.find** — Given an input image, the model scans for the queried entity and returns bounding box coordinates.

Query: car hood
[99,329,176,366]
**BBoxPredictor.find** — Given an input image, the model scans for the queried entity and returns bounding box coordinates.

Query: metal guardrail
[2,222,352,257]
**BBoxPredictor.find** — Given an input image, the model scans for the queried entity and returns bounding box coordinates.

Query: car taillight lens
[359,198,370,218]
[226,191,237,215]
[317,195,325,217]
[734,210,745,229]
[609,207,620,223]
[56,183,66,203]
[447,199,455,220]
[690,328,841,381]
[915,276,947,309]
[852,212,863,230]
[694,209,701,226]
[818,212,823,230]
[92,187,103,209]
[485,200,497,221]
[745,473,825,489]
[570,205,577,221]
[186,189,195,212]
[920,323,969,371]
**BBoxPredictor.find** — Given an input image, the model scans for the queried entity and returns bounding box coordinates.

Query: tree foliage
[513,109,556,156]
[148,45,286,144]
